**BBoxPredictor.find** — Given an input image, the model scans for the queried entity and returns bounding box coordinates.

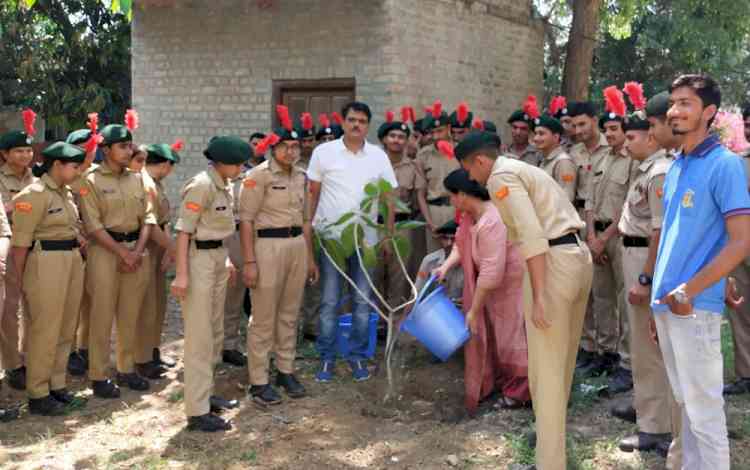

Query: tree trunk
[562,0,601,100]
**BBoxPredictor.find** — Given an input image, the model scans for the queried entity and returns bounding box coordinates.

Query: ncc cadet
[375,110,425,310]
[416,102,460,254]
[506,107,542,166]
[133,143,181,379]
[170,135,249,432]
[239,121,319,406]
[456,131,592,470]
[532,110,577,202]
[449,102,473,143]
[0,116,37,392]
[78,120,157,398]
[295,112,316,171]
[0,143,14,421]
[315,113,340,145]
[413,220,464,301]
[550,96,575,150]
[609,94,681,462]
[11,142,86,416]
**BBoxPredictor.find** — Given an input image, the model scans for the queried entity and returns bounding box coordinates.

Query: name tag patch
[47,207,63,214]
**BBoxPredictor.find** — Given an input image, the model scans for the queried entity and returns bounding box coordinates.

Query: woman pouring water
[433,169,530,414]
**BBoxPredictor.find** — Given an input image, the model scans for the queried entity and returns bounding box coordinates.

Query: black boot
[276,373,306,399]
[67,351,87,376]
[619,432,671,453]
[575,349,596,369]
[153,348,176,368]
[136,362,165,380]
[187,413,231,432]
[6,366,26,390]
[606,367,633,394]
[116,372,150,391]
[724,377,750,395]
[210,395,239,413]
[0,406,20,422]
[610,402,636,424]
[92,379,121,399]
[248,384,282,407]
[222,349,247,367]
[50,389,77,405]
[29,396,66,416]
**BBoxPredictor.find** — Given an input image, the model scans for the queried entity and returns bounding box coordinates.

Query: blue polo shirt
[651,134,750,314]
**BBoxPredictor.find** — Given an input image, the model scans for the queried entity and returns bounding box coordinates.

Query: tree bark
[562,0,601,100]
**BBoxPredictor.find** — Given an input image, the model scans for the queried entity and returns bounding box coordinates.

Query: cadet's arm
[89,229,129,260]
[239,221,256,264]
[150,223,174,253]
[134,224,152,256]
[417,187,433,231]
[173,231,190,283]
[11,246,28,288]
[308,181,321,222]
[643,228,661,276]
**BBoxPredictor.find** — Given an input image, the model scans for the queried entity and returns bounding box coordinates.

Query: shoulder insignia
[243,179,257,189]
[185,202,201,213]
[79,187,90,197]
[15,202,32,213]
[494,186,509,200]
[561,174,575,183]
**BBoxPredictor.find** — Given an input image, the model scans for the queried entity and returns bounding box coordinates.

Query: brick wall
[131,0,543,201]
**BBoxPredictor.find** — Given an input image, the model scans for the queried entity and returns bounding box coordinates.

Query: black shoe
[249,384,282,407]
[29,396,66,416]
[6,366,26,390]
[276,373,306,399]
[619,432,671,453]
[136,362,166,380]
[606,367,633,394]
[0,407,19,422]
[116,372,150,391]
[67,351,87,376]
[580,353,618,377]
[724,377,750,395]
[222,349,247,367]
[92,379,121,399]
[575,349,597,369]
[153,348,176,368]
[210,395,239,413]
[655,438,672,458]
[525,430,537,449]
[610,402,637,424]
[50,389,76,405]
[187,413,231,432]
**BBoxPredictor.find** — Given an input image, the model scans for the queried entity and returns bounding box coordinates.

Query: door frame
[271,78,356,127]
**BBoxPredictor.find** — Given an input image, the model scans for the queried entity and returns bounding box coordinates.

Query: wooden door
[273,79,355,127]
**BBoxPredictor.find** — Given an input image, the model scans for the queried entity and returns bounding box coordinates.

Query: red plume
[276,105,293,131]
[87,112,99,133]
[318,113,330,129]
[301,112,314,131]
[22,109,36,137]
[431,100,442,119]
[385,110,395,123]
[436,140,455,160]
[84,133,103,155]
[472,118,485,130]
[456,102,470,125]
[331,112,343,125]
[171,139,185,152]
[400,106,413,124]
[523,95,540,120]
[408,107,416,123]
[603,86,627,117]
[623,82,647,111]
[424,106,432,116]
[549,96,567,116]
[255,132,280,155]
[125,109,139,131]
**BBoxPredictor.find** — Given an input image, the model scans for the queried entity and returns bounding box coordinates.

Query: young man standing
[533,115,577,202]
[505,109,542,166]
[652,74,750,469]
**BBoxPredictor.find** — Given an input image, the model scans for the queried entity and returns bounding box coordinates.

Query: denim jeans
[316,253,373,361]
[655,309,729,470]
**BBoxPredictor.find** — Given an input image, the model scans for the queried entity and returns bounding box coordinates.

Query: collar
[269,156,302,176]
[1,162,30,179]
[340,137,367,155]
[676,133,721,160]
[638,149,667,172]
[543,146,564,161]
[208,165,229,189]
[98,160,126,177]
[591,133,609,154]
[41,173,61,191]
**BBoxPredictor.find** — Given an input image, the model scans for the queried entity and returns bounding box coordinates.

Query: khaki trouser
[249,236,307,385]
[223,231,244,353]
[135,240,167,364]
[375,229,411,312]
[181,243,228,417]
[729,260,750,378]
[425,204,454,254]
[524,242,592,470]
[24,247,84,398]
[86,242,151,381]
[0,251,27,370]
[75,287,91,350]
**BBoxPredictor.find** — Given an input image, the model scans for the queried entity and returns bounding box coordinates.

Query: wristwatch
[673,283,691,304]
[638,273,653,286]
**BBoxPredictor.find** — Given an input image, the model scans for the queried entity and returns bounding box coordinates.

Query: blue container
[400,275,470,361]
[335,301,379,359]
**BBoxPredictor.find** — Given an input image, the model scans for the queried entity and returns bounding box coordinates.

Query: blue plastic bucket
[400,275,470,361]
[335,295,379,359]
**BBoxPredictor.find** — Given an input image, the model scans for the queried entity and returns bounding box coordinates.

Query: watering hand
[531,299,550,330]
[308,262,320,285]
[465,308,477,335]
[432,265,448,283]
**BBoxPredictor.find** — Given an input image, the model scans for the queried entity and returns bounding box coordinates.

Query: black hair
[249,132,266,141]
[568,101,598,118]
[669,74,721,126]
[742,105,750,121]
[443,169,490,201]
[341,101,372,122]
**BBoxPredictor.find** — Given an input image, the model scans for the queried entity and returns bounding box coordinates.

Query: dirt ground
[1,299,749,470]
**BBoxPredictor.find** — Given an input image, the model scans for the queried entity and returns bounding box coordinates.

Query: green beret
[624,111,650,132]
[455,131,502,161]
[0,130,33,151]
[145,143,180,164]
[100,124,132,146]
[41,142,86,163]
[413,118,426,134]
[435,220,458,236]
[599,112,625,130]
[507,110,531,125]
[316,125,335,140]
[331,125,344,139]
[294,124,316,140]
[65,129,92,145]
[449,110,474,129]
[423,112,450,131]
[534,115,564,135]
[646,91,670,118]
[274,127,302,142]
[204,135,251,164]
[482,120,498,134]
[377,121,410,141]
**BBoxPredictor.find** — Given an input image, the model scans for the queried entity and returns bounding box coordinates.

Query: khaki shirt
[506,143,542,167]
[175,166,235,241]
[78,162,156,234]
[0,194,13,238]
[391,157,425,213]
[617,149,671,237]
[11,174,80,247]
[414,249,464,301]
[540,146,577,202]
[587,148,636,223]
[416,144,460,200]
[239,158,307,230]
[569,133,610,204]
[142,169,171,226]
[487,156,584,260]
[0,163,35,216]
[229,168,251,224]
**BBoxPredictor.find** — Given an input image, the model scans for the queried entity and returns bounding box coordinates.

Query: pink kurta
[458,204,530,413]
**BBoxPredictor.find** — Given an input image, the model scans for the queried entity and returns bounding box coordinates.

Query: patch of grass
[109,450,132,464]
[240,450,257,463]
[296,339,318,360]
[569,375,608,415]
[133,455,168,470]
[64,396,88,414]
[167,389,184,403]
[566,437,596,470]
[504,431,535,465]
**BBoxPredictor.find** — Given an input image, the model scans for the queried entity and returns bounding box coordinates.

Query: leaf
[359,195,375,212]
[377,178,394,194]
[322,238,346,271]
[340,223,357,259]
[361,241,378,270]
[393,198,411,214]
[364,182,379,197]
[23,0,36,8]
[111,0,120,13]
[326,212,355,229]
[120,0,132,17]
[393,235,411,262]
[360,215,380,230]
[395,220,426,231]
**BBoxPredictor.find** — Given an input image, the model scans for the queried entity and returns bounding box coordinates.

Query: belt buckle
[287,227,293,237]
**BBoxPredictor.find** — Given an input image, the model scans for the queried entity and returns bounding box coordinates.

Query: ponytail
[32,159,52,177]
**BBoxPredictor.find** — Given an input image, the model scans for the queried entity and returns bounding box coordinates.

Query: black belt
[257,226,303,238]
[195,239,223,249]
[107,230,140,243]
[32,239,80,251]
[623,235,649,247]
[377,213,411,224]
[549,233,579,247]
[427,197,451,206]
[594,220,612,232]
[574,199,586,209]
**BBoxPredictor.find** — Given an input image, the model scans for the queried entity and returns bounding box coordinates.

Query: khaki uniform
[11,174,84,398]
[417,144,460,253]
[582,148,634,364]
[222,170,249,353]
[78,162,156,381]
[487,156,592,470]
[375,157,425,310]
[175,166,234,417]
[618,149,681,462]
[414,249,464,301]
[240,158,308,385]
[569,133,610,226]
[506,143,542,167]
[729,150,750,379]
[0,195,13,376]
[539,146,577,202]
[0,164,35,371]
[134,169,171,365]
